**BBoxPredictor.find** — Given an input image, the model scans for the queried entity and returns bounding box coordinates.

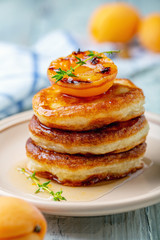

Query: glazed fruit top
[47,50,118,97]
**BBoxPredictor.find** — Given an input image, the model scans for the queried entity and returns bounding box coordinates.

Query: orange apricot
[48,50,117,97]
[0,196,47,240]
[138,13,160,52]
[89,2,140,43]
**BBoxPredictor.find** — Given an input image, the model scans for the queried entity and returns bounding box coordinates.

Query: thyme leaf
[18,168,66,201]
[52,50,120,83]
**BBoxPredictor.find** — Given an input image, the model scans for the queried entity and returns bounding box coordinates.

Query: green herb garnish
[52,50,120,83]
[18,168,66,201]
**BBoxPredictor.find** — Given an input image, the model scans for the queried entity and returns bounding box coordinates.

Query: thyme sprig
[18,168,66,201]
[52,50,120,83]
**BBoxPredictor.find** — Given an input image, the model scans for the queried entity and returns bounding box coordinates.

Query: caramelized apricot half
[48,50,118,97]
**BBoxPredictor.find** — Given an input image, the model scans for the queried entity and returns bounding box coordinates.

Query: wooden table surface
[0,0,160,239]
[44,204,160,239]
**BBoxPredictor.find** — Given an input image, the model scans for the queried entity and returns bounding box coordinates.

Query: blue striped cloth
[0,31,160,119]
[0,31,78,119]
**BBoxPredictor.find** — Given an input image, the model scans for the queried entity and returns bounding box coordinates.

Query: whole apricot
[89,2,140,43]
[0,196,47,240]
[138,13,160,52]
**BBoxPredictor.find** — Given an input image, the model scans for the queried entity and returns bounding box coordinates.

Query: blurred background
[0,0,160,46]
[0,0,160,119]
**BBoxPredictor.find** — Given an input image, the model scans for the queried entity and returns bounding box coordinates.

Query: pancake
[26,138,146,186]
[32,79,145,131]
[29,115,149,155]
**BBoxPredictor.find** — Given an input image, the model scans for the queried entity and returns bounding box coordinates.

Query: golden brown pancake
[29,115,149,155]
[32,79,145,131]
[26,138,146,186]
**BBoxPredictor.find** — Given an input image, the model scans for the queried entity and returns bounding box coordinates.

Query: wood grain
[44,203,160,239]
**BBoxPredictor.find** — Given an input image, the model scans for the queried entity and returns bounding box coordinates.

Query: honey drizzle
[9,158,152,202]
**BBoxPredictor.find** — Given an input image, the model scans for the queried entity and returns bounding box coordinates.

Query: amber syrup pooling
[9,158,152,202]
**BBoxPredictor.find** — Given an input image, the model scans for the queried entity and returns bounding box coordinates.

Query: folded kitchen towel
[0,31,160,120]
[0,31,78,119]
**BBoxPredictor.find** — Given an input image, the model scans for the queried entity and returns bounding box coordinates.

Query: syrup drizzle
[9,158,152,202]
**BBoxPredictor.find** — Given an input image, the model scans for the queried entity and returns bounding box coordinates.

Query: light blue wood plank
[44,203,160,239]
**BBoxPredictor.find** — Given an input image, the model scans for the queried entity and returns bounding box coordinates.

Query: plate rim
[0,110,160,216]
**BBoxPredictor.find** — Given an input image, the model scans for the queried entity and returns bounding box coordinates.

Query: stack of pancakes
[26,78,149,186]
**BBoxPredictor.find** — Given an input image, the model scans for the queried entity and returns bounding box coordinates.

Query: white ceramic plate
[0,110,160,216]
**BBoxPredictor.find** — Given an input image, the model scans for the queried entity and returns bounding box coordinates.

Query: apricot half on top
[0,196,47,240]
[47,50,118,97]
